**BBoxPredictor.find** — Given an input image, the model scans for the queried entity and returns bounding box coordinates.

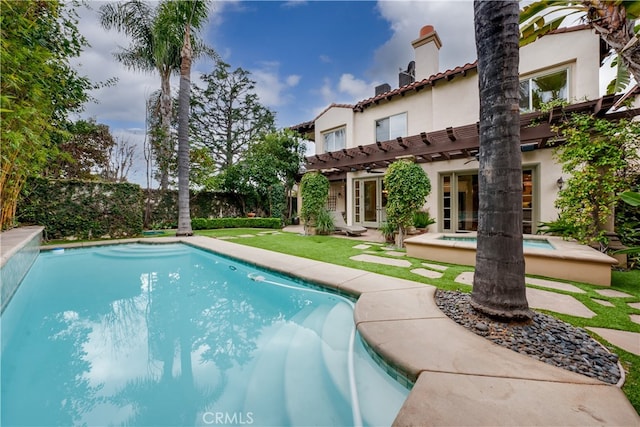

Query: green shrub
[414,210,436,229]
[300,172,330,235]
[190,217,282,230]
[17,177,143,240]
[314,208,334,235]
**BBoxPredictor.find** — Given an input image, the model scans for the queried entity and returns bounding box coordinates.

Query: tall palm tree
[100,1,214,192]
[155,0,210,236]
[471,0,532,320]
[100,1,175,191]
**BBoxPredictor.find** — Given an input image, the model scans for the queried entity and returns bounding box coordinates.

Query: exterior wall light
[556,177,564,190]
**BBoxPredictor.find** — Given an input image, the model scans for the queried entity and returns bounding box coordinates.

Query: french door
[353,177,387,228]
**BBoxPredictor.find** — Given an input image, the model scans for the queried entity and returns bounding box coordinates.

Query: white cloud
[319,77,337,104]
[250,62,302,112]
[282,0,308,8]
[286,74,301,87]
[319,54,331,64]
[338,74,376,101]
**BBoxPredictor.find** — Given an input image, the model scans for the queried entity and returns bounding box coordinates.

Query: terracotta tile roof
[354,61,478,112]
[289,103,353,134]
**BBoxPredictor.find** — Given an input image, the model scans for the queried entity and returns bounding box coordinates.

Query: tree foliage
[520,1,640,92]
[44,119,115,180]
[1,0,94,229]
[190,60,276,173]
[300,172,330,235]
[213,129,306,220]
[383,159,431,247]
[554,114,640,246]
[100,0,214,191]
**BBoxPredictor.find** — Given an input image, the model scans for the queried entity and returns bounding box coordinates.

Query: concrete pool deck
[3,232,639,425]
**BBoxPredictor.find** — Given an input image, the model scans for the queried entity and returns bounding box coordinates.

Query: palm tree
[100,1,174,191]
[100,1,214,193]
[155,0,210,236]
[520,1,640,92]
[471,0,532,321]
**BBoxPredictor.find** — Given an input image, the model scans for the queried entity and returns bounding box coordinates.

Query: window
[323,127,345,152]
[520,69,568,112]
[375,112,407,142]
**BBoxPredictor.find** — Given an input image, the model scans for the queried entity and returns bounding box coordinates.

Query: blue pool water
[440,236,555,250]
[1,243,409,426]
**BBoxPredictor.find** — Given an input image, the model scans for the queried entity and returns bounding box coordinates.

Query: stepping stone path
[352,244,371,250]
[349,254,412,268]
[454,271,474,286]
[595,289,633,298]
[421,263,448,271]
[410,268,443,279]
[385,251,407,257]
[587,327,640,356]
[525,277,585,293]
[592,299,615,307]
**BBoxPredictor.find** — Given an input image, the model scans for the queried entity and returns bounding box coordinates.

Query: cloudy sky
[72,0,592,185]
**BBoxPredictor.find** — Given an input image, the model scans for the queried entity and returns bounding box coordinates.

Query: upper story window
[519,68,569,112]
[376,112,407,142]
[323,127,345,152]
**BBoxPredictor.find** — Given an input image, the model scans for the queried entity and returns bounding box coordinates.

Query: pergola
[300,94,638,180]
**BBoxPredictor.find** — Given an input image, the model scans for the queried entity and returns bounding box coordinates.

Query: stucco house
[292,24,639,234]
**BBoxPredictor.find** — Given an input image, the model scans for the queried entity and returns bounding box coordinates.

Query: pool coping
[37,236,640,425]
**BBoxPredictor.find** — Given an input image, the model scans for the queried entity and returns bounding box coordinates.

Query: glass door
[354,178,386,227]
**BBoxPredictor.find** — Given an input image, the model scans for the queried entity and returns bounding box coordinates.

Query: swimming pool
[1,243,409,426]
[439,235,555,250]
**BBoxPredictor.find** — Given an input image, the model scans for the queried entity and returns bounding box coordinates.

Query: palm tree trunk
[176,26,193,237]
[471,0,531,321]
[159,72,172,192]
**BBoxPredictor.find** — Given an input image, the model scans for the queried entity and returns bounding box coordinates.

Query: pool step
[284,303,348,426]
[241,304,325,426]
[320,301,354,404]
[94,244,190,259]
[353,336,411,427]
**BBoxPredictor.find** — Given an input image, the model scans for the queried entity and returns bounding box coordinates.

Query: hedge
[17,177,143,240]
[191,217,282,230]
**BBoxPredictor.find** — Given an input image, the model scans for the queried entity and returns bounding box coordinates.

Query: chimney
[411,25,442,81]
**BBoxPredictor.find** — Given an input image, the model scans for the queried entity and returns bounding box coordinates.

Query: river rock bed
[435,290,621,385]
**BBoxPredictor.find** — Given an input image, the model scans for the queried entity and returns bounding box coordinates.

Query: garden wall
[17,177,144,240]
[16,178,244,240]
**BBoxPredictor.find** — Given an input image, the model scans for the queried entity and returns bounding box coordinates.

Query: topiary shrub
[384,159,431,247]
[300,172,330,235]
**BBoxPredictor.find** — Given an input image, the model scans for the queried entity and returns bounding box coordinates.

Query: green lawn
[190,228,640,412]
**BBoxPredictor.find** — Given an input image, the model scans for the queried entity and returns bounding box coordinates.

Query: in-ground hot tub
[404,233,618,286]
